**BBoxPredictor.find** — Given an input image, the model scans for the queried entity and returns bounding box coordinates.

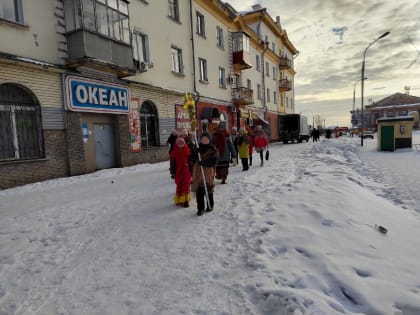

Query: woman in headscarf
[212,122,237,184]
[170,137,192,207]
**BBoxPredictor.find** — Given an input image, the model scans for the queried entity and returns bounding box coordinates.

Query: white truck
[278,114,311,143]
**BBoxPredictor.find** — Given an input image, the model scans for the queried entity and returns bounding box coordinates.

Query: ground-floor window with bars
[0,83,44,161]
[140,100,159,147]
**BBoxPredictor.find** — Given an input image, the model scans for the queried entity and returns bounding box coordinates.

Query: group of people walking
[167,123,269,216]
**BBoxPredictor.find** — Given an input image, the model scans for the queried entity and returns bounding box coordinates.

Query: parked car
[359,131,374,139]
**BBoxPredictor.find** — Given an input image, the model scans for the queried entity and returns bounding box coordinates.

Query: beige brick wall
[0,130,68,189]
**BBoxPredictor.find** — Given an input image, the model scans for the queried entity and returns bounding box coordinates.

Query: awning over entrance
[240,111,269,126]
[201,107,220,122]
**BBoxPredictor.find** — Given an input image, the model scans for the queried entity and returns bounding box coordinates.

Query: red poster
[129,98,141,152]
[176,104,191,132]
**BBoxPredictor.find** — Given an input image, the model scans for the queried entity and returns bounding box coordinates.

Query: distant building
[370,93,420,129]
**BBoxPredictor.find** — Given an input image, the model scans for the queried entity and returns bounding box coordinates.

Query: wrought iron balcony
[232,87,254,106]
[279,79,292,92]
[279,55,292,70]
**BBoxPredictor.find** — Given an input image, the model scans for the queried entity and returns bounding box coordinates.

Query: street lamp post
[360,31,390,146]
[352,77,367,128]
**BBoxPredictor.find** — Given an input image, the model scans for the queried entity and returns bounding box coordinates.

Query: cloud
[331,26,348,44]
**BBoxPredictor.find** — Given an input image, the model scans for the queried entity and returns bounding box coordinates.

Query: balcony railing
[279,55,292,70]
[232,87,254,106]
[279,79,292,92]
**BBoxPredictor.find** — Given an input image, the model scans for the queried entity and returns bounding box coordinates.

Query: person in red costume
[254,125,269,166]
[170,137,192,207]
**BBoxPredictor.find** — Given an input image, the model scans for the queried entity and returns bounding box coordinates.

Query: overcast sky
[227,0,420,126]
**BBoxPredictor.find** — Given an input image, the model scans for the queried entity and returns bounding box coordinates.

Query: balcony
[232,87,254,107]
[232,32,252,72]
[233,51,252,72]
[279,55,292,70]
[65,30,136,77]
[279,79,292,92]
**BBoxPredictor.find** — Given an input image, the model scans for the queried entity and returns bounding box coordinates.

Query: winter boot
[184,201,189,208]
[197,209,204,216]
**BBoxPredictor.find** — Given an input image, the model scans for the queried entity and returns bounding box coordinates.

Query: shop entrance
[93,123,116,169]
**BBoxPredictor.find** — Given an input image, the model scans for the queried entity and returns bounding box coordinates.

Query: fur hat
[175,137,186,147]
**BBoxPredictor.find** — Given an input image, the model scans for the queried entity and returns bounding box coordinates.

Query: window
[266,88,270,103]
[274,91,278,104]
[171,46,183,74]
[140,101,159,147]
[286,97,289,108]
[272,42,275,52]
[64,0,130,44]
[0,84,44,161]
[272,66,276,79]
[218,67,226,88]
[133,30,149,63]
[196,11,205,36]
[265,62,270,76]
[247,79,251,90]
[216,26,224,49]
[0,0,24,24]
[257,84,261,100]
[199,58,208,82]
[256,55,260,71]
[168,0,180,21]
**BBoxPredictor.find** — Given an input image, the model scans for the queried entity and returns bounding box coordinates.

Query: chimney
[276,16,281,26]
[252,4,262,11]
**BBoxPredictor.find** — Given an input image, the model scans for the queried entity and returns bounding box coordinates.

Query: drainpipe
[189,0,200,119]
[261,41,269,117]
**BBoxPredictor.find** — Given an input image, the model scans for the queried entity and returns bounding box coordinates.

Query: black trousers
[197,186,214,211]
[241,157,249,170]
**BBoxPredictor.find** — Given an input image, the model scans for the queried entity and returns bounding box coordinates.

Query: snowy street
[1,135,420,315]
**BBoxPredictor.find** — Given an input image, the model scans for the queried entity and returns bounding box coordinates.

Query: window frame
[256,55,260,71]
[171,46,183,74]
[64,0,130,44]
[257,84,261,100]
[132,29,149,63]
[140,101,160,148]
[0,85,45,162]
[196,11,205,37]
[218,67,226,88]
[168,0,180,22]
[0,0,24,24]
[216,26,224,49]
[199,58,208,82]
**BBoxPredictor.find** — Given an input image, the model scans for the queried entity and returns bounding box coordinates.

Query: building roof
[371,93,420,108]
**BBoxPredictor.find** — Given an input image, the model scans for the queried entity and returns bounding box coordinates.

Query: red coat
[170,145,191,189]
[254,130,269,149]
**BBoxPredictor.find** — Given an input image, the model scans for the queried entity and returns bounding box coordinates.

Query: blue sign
[65,76,129,114]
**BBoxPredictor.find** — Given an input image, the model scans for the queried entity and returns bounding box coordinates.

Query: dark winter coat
[191,143,218,193]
